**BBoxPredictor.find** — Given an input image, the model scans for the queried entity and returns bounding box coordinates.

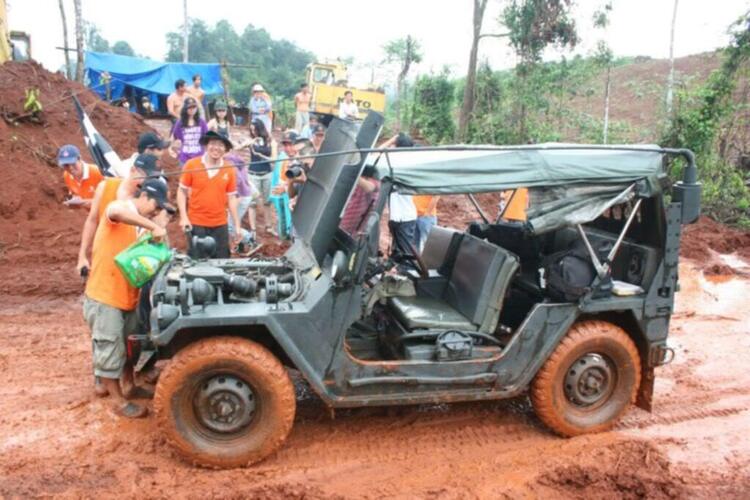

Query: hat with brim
[214,101,228,111]
[199,130,233,150]
[57,144,80,166]
[133,153,162,178]
[252,84,264,92]
[141,179,176,214]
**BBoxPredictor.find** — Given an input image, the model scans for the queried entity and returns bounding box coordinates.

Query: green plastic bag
[115,233,172,288]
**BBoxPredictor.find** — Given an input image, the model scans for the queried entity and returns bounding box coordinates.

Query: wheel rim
[564,353,616,408]
[193,374,256,434]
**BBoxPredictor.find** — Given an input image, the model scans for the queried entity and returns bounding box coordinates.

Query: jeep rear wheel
[530,320,640,437]
[154,336,296,468]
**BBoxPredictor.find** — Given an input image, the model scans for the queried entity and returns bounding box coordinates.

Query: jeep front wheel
[530,320,640,437]
[154,336,296,468]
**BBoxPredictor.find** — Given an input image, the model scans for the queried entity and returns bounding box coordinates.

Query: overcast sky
[7,0,750,86]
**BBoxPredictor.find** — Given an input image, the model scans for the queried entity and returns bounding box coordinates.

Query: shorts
[248,172,272,205]
[83,296,137,379]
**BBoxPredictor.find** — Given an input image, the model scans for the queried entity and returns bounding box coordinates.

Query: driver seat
[389,234,519,333]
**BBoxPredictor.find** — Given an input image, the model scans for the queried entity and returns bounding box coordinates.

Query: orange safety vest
[85,201,139,311]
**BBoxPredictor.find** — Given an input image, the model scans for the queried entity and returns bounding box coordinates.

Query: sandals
[123,385,155,400]
[117,401,148,419]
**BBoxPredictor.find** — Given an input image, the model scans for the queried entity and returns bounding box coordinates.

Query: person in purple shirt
[172,96,208,165]
[225,151,260,254]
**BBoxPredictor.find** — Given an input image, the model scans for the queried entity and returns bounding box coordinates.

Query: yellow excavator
[305,61,386,123]
[1,0,31,63]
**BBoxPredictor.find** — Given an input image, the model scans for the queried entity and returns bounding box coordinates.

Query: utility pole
[74,0,84,82]
[666,0,679,116]
[58,0,72,79]
[182,0,189,62]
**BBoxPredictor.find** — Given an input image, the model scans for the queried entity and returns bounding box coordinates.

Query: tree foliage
[111,41,136,57]
[165,20,314,103]
[412,70,455,144]
[502,0,578,67]
[383,36,423,130]
[662,12,750,225]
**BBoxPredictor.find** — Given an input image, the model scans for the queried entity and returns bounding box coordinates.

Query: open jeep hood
[291,113,384,262]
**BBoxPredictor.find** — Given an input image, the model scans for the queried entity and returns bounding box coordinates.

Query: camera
[285,160,306,179]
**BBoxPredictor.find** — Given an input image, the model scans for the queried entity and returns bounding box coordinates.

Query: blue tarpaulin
[84,51,224,112]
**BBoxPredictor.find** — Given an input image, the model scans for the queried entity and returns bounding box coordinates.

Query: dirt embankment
[0,61,152,300]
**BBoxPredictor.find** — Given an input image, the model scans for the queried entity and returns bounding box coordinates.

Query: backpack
[543,241,610,302]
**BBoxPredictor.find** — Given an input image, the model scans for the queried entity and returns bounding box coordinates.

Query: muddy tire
[154,336,296,468]
[531,320,641,437]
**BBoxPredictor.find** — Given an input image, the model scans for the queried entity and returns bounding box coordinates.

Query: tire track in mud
[618,405,746,430]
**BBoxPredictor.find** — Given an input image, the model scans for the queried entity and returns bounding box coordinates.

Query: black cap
[141,179,175,214]
[137,132,169,153]
[133,153,161,178]
[395,133,415,148]
[281,130,299,144]
[199,130,233,150]
[312,124,326,136]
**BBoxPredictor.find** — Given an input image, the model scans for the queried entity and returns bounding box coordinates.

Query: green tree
[165,20,314,104]
[501,0,578,140]
[84,22,110,52]
[412,70,455,144]
[111,41,136,57]
[383,36,423,130]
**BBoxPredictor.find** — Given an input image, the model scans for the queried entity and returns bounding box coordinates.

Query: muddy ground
[1,260,749,498]
[1,60,750,498]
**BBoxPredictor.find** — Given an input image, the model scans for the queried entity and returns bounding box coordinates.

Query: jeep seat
[389,234,520,333]
[421,226,462,274]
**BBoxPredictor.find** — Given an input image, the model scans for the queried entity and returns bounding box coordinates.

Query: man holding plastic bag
[83,179,173,419]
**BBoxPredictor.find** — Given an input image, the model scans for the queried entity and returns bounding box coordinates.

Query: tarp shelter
[374,143,667,235]
[84,51,224,113]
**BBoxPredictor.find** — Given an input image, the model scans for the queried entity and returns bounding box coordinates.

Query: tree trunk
[666,0,679,116]
[395,75,403,130]
[58,0,72,79]
[603,64,611,144]
[395,36,417,131]
[457,0,488,142]
[73,0,84,83]
[183,0,189,62]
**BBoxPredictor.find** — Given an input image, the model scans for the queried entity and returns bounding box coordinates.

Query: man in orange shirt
[413,195,439,252]
[76,153,163,277]
[178,131,241,258]
[83,179,171,418]
[57,145,104,208]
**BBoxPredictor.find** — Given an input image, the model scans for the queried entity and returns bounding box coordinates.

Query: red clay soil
[1,262,749,497]
[681,216,750,275]
[0,62,287,302]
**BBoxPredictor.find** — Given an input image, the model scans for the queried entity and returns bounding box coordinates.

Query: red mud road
[1,261,749,498]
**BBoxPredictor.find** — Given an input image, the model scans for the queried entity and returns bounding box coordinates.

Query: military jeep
[140,113,701,468]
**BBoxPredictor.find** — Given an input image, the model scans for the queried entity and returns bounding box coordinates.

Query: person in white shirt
[338,90,359,120]
[383,133,418,262]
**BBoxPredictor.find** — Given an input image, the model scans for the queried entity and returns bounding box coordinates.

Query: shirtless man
[167,79,188,121]
[294,83,311,133]
[186,74,206,115]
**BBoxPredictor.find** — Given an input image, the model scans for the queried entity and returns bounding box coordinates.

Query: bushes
[411,70,455,144]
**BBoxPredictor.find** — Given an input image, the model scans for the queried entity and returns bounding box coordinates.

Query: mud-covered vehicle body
[141,113,701,467]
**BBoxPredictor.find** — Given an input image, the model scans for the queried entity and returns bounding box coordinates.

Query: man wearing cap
[57,144,104,208]
[83,178,171,418]
[310,123,326,152]
[249,83,273,133]
[178,131,242,258]
[109,131,170,179]
[77,154,163,277]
